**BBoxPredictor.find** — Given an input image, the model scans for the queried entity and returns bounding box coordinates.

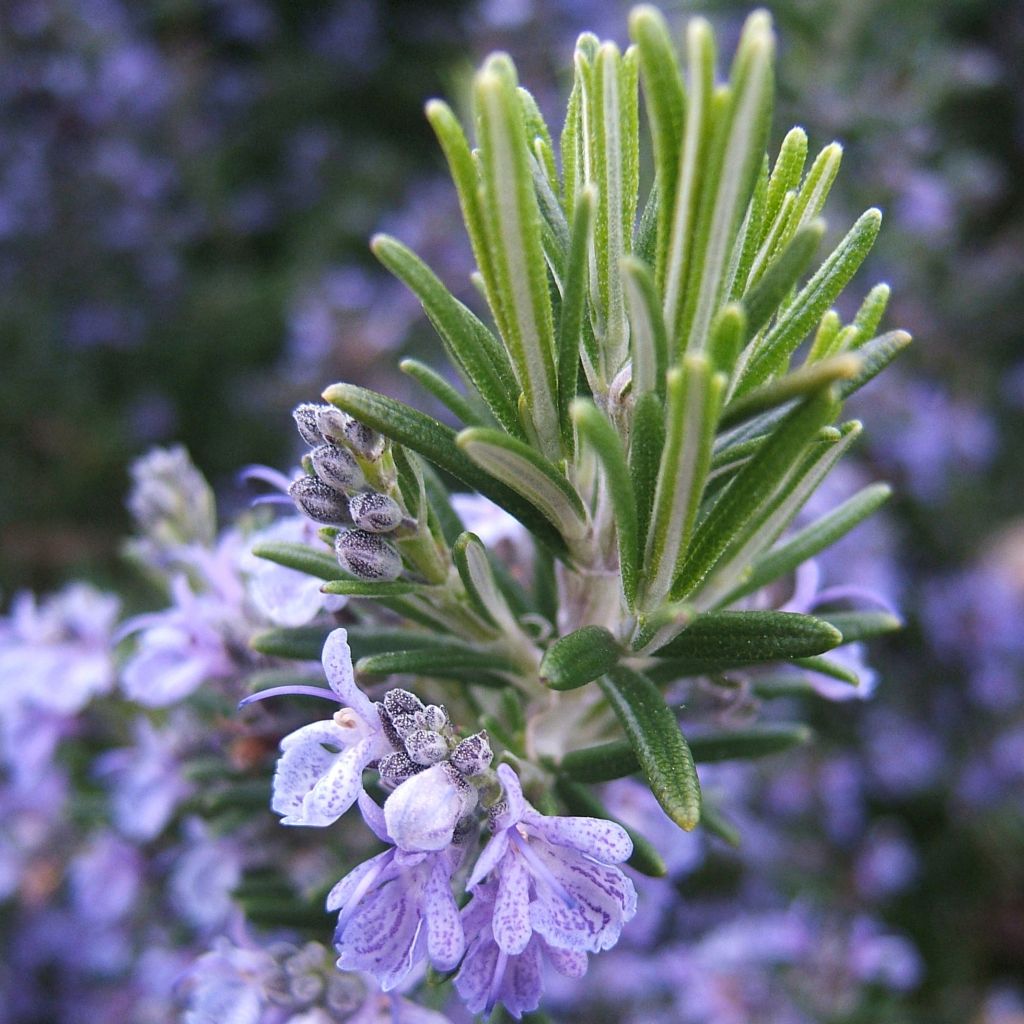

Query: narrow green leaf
[708,302,746,376]
[629,5,685,282]
[558,187,595,455]
[671,388,838,600]
[419,462,464,549]
[838,330,911,398]
[250,626,330,661]
[788,140,843,238]
[457,427,589,544]
[399,358,486,427]
[453,531,518,632]
[251,541,342,582]
[346,628,456,658]
[559,739,639,783]
[792,654,860,686]
[598,665,702,831]
[820,610,902,643]
[555,776,667,877]
[720,353,860,430]
[540,625,621,691]
[634,181,659,267]
[475,56,561,459]
[572,399,640,606]
[643,356,725,608]
[763,127,807,233]
[740,219,825,339]
[323,383,566,554]
[807,309,843,361]
[629,390,665,553]
[851,283,891,344]
[651,610,843,667]
[357,646,518,678]
[320,579,424,597]
[622,255,668,401]
[736,208,882,395]
[700,802,741,846]
[725,481,892,602]
[689,724,812,761]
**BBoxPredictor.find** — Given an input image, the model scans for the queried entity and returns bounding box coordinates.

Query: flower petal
[493,852,532,955]
[384,764,474,853]
[357,790,391,843]
[326,849,392,913]
[423,855,465,971]
[526,811,633,864]
[496,763,527,823]
[322,627,375,720]
[466,831,510,891]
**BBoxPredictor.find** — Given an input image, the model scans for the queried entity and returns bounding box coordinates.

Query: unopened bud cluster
[289,403,405,581]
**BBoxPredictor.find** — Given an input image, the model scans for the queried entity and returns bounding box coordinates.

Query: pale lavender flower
[169,818,245,933]
[269,628,393,827]
[327,792,465,991]
[462,765,634,995]
[383,761,478,853]
[69,831,144,925]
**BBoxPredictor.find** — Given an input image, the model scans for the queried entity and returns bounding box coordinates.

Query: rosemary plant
[250,6,908,1017]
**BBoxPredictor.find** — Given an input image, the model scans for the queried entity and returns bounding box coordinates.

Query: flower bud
[288,475,350,525]
[348,491,403,533]
[316,407,386,461]
[293,403,328,447]
[383,762,477,852]
[450,731,493,777]
[405,729,450,766]
[335,529,402,581]
[377,751,422,782]
[310,444,364,494]
[420,704,448,733]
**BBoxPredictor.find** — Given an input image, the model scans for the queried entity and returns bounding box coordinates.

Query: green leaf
[651,610,842,667]
[555,776,667,877]
[475,56,561,459]
[708,302,746,376]
[598,666,701,831]
[629,390,665,553]
[399,358,486,427]
[788,140,843,239]
[457,427,589,544]
[323,383,566,555]
[820,610,902,643]
[679,11,775,356]
[357,646,519,678]
[418,462,465,548]
[622,255,668,401]
[643,356,726,608]
[838,330,911,398]
[346,628,457,659]
[250,626,330,661]
[558,187,595,454]
[724,481,892,602]
[453,531,518,632]
[671,387,837,600]
[792,654,860,687]
[320,579,425,597]
[719,353,860,430]
[851,283,891,344]
[629,5,685,284]
[251,541,342,582]
[540,625,621,691]
[572,399,640,606]
[735,208,882,395]
[763,127,807,234]
[559,739,639,783]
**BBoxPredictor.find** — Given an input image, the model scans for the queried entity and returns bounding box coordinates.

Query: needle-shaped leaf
[399,358,487,428]
[475,56,561,459]
[320,580,425,597]
[598,665,701,831]
[851,283,891,344]
[762,127,807,233]
[724,481,892,603]
[819,610,902,642]
[457,427,589,545]
[323,383,566,555]
[555,776,667,877]
[643,355,725,608]
[838,330,912,398]
[250,626,331,661]
[540,625,621,691]
[649,609,842,666]
[453,531,518,632]
[629,390,665,551]
[622,255,668,401]
[251,541,344,582]
[735,208,882,396]
[357,646,519,678]
[671,387,838,601]
[572,399,640,606]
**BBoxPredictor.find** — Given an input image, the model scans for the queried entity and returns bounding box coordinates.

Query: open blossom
[328,792,465,991]
[271,628,393,826]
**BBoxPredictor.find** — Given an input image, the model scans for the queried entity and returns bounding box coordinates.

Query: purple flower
[327,792,465,991]
[455,879,588,1019]
[383,761,479,853]
[270,628,393,827]
[465,765,636,957]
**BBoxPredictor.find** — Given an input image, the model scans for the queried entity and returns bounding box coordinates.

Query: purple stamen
[238,464,294,494]
[512,830,577,910]
[251,493,296,507]
[238,685,342,708]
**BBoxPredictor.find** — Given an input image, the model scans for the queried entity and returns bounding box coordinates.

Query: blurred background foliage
[1,0,1022,1020]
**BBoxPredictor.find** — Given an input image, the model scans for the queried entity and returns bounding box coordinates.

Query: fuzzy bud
[383,761,478,852]
[383,689,424,724]
[334,529,402,582]
[450,731,493,777]
[310,444,364,494]
[405,729,450,766]
[289,475,350,525]
[420,704,448,733]
[343,419,386,462]
[348,491,403,533]
[377,751,422,782]
[293,403,328,447]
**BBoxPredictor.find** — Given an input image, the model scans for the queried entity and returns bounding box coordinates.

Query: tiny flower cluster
[290,403,407,581]
[263,628,637,1019]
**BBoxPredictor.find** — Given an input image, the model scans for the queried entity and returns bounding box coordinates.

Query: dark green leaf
[540,625,621,691]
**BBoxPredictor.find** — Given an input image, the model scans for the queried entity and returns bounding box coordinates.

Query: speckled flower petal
[384,764,474,852]
[495,763,527,823]
[322,627,375,720]
[453,928,499,1016]
[325,849,392,913]
[528,843,637,953]
[492,852,532,955]
[357,790,391,843]
[423,855,465,971]
[466,831,510,890]
[543,941,588,978]
[525,811,633,864]
[499,937,544,1019]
